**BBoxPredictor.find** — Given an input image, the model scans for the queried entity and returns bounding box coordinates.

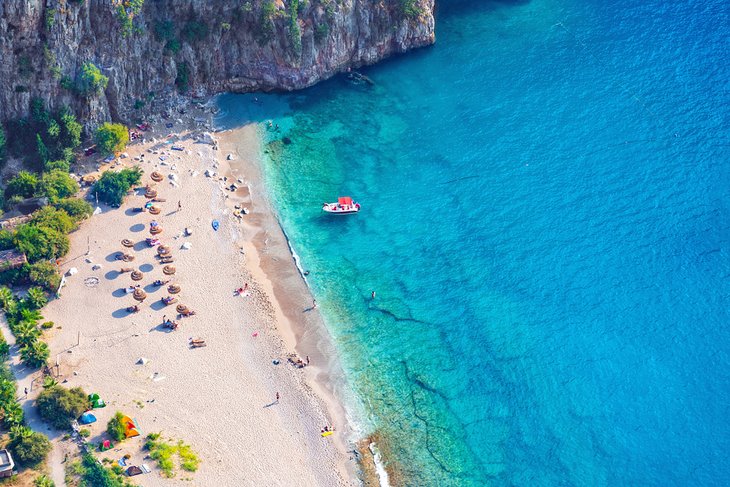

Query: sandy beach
[38,111,358,485]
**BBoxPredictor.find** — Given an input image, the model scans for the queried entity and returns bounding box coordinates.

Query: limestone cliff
[0,0,435,125]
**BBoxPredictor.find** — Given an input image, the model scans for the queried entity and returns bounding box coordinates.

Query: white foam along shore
[39,108,360,485]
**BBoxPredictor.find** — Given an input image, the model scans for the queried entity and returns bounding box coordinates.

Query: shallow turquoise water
[217,0,729,484]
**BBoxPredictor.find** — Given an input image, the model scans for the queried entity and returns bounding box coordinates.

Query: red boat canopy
[338,196,353,206]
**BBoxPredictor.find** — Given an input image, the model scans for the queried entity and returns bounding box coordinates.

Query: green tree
[106,411,127,441]
[54,198,93,222]
[37,386,89,429]
[78,62,108,95]
[3,400,25,427]
[0,126,6,160]
[47,119,60,139]
[36,134,50,163]
[59,108,82,149]
[20,340,49,368]
[28,262,61,293]
[95,123,129,155]
[93,167,142,206]
[38,170,79,202]
[30,206,75,233]
[26,287,48,310]
[5,171,39,199]
[9,427,52,466]
[13,224,70,262]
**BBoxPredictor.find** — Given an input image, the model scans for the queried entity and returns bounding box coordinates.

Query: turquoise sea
[217,0,729,485]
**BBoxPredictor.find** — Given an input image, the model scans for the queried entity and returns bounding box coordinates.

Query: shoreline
[214,124,360,476]
[38,100,360,485]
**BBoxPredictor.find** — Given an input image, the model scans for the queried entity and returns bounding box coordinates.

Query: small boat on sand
[322,197,360,215]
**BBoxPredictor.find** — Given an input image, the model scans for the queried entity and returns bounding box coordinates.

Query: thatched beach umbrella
[133,289,147,301]
[157,245,171,255]
[167,284,181,294]
[151,171,164,182]
[176,304,188,314]
[149,206,161,215]
[163,265,176,275]
[121,254,135,262]
[121,239,134,248]
[131,271,143,281]
[150,226,162,235]
[145,188,158,199]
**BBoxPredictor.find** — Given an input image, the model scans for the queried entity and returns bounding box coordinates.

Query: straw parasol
[149,206,161,215]
[121,253,135,262]
[176,304,188,314]
[150,226,162,235]
[151,171,164,182]
[163,265,176,275]
[157,245,171,255]
[168,284,181,294]
[133,289,147,301]
[131,270,143,281]
[145,188,158,199]
[121,239,134,248]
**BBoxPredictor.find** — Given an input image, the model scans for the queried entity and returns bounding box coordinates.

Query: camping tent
[79,412,97,425]
[126,466,143,476]
[121,415,141,438]
[89,393,106,409]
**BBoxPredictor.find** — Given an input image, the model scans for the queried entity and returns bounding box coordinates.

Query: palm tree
[26,287,48,310]
[2,401,25,427]
[19,307,43,323]
[0,286,13,310]
[0,378,16,405]
[14,320,41,348]
[42,376,58,389]
[20,341,49,369]
[9,424,32,442]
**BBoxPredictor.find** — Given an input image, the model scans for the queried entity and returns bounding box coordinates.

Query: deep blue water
[217,0,730,484]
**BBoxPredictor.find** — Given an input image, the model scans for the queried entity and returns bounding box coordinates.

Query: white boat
[322,196,360,215]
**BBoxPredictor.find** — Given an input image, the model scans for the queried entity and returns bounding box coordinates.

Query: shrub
[95,123,129,155]
[107,412,126,441]
[79,453,133,487]
[182,20,209,43]
[175,62,189,92]
[145,434,200,477]
[13,224,69,262]
[165,39,181,54]
[34,474,55,487]
[0,230,14,250]
[41,321,54,329]
[78,62,108,95]
[5,171,39,200]
[20,340,49,368]
[38,171,79,202]
[92,167,142,206]
[37,134,50,164]
[154,20,176,42]
[28,262,62,292]
[55,198,93,222]
[78,428,90,438]
[10,428,52,466]
[37,386,89,429]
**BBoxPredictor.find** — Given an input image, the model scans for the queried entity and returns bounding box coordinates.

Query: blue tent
[79,412,97,424]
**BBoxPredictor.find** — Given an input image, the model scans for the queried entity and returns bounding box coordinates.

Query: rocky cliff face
[0,0,435,125]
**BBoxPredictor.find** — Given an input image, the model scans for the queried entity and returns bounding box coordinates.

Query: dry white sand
[41,123,357,486]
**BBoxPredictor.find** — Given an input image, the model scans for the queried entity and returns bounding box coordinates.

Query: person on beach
[276,392,280,402]
[312,299,317,309]
[177,200,182,211]
[306,355,310,365]
[24,387,28,396]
